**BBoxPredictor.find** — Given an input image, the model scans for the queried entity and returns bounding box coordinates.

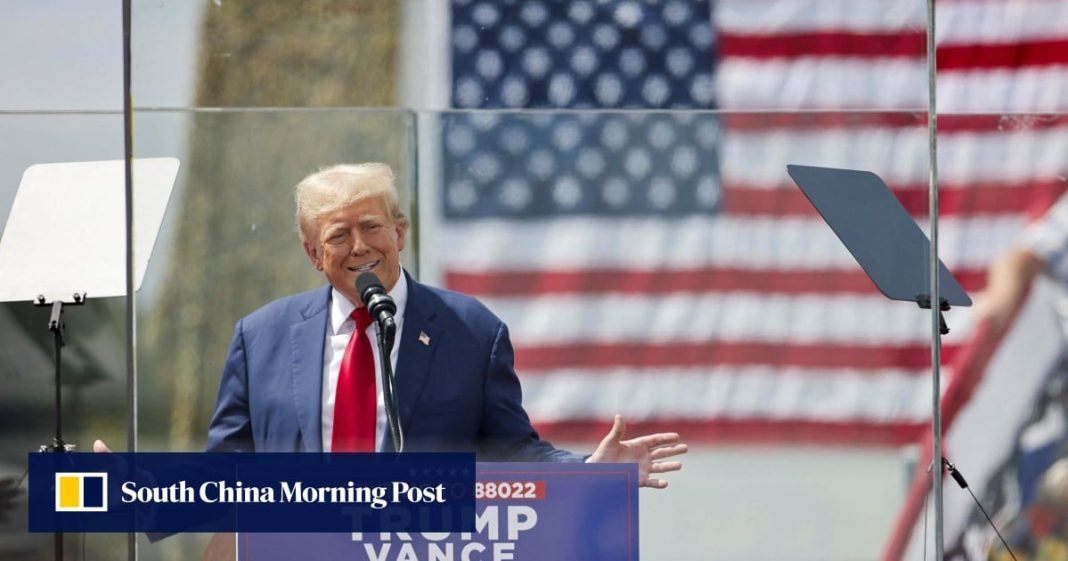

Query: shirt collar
[330,267,409,334]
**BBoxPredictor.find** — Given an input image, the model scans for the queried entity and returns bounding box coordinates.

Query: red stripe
[515,342,959,372]
[720,31,925,59]
[723,112,1068,132]
[724,112,922,131]
[723,180,1068,220]
[445,268,987,297]
[939,39,1068,70]
[534,419,924,446]
[719,32,1068,70]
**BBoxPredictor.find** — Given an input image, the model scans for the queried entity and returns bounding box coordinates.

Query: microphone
[356,272,397,327]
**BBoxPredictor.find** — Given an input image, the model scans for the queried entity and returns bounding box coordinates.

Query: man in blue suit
[149,163,684,486]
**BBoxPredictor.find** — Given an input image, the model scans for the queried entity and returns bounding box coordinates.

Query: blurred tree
[138,0,412,454]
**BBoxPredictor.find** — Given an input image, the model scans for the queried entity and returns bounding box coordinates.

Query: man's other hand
[586,415,687,489]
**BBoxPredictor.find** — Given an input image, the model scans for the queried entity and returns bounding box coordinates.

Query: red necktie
[331,307,376,452]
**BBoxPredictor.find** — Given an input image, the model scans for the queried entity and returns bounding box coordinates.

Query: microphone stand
[375,317,404,452]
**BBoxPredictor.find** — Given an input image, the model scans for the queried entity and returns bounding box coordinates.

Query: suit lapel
[289,286,331,452]
[389,276,443,450]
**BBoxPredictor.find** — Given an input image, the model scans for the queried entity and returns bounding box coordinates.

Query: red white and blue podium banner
[240,462,640,561]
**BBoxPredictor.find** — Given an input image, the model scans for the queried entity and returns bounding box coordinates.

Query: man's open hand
[586,415,687,489]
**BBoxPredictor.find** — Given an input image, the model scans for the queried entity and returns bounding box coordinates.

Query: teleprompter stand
[787,164,973,560]
[34,293,85,561]
[0,158,179,561]
[34,293,87,454]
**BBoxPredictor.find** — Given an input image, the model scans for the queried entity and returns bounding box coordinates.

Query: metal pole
[53,323,62,561]
[925,1,944,561]
[121,0,138,559]
[53,326,62,445]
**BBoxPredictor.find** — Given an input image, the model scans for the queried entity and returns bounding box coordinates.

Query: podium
[240,462,639,561]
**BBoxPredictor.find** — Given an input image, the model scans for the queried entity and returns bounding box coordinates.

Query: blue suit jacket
[206,273,582,461]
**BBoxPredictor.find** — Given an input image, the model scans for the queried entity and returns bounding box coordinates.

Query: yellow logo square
[54,472,108,512]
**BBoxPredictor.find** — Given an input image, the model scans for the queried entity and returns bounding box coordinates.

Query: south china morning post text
[119,479,447,510]
[28,452,476,533]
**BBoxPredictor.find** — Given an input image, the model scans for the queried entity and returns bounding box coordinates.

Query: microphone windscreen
[356,272,383,296]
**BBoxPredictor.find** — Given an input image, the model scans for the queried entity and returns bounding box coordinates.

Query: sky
[0,0,203,302]
[0,0,203,110]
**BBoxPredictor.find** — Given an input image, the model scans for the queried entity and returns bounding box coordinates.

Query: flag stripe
[718,0,1067,42]
[483,293,973,346]
[719,31,925,59]
[442,216,1024,270]
[444,267,982,297]
[938,0,1068,45]
[514,342,959,372]
[938,68,1068,112]
[535,419,925,446]
[523,367,932,418]
[722,181,1068,219]
[939,40,1068,70]
[523,367,935,438]
[522,368,934,431]
[446,267,987,297]
[723,127,1068,185]
[714,58,928,109]
[722,113,1068,132]
[720,59,1068,111]
[714,0,924,34]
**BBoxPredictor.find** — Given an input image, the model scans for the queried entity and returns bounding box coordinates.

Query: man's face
[302,196,407,306]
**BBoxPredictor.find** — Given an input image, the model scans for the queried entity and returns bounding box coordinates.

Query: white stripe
[938,67,1068,113]
[440,215,1024,271]
[939,0,1068,45]
[714,0,924,34]
[482,293,973,346]
[715,58,927,110]
[715,0,1068,45]
[722,127,1068,186]
[723,126,926,185]
[521,367,934,423]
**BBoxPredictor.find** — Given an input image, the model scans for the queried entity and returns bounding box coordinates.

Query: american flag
[429,0,1068,453]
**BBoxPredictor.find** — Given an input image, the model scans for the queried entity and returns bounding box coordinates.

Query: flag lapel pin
[418,332,430,346]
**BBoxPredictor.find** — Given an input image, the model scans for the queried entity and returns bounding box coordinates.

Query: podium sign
[239,462,639,561]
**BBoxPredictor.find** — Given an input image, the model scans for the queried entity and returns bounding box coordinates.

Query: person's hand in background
[973,248,1046,340]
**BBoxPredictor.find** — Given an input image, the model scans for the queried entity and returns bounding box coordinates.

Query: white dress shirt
[320,271,408,452]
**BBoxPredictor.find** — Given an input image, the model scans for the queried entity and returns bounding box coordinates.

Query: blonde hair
[294,163,409,241]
